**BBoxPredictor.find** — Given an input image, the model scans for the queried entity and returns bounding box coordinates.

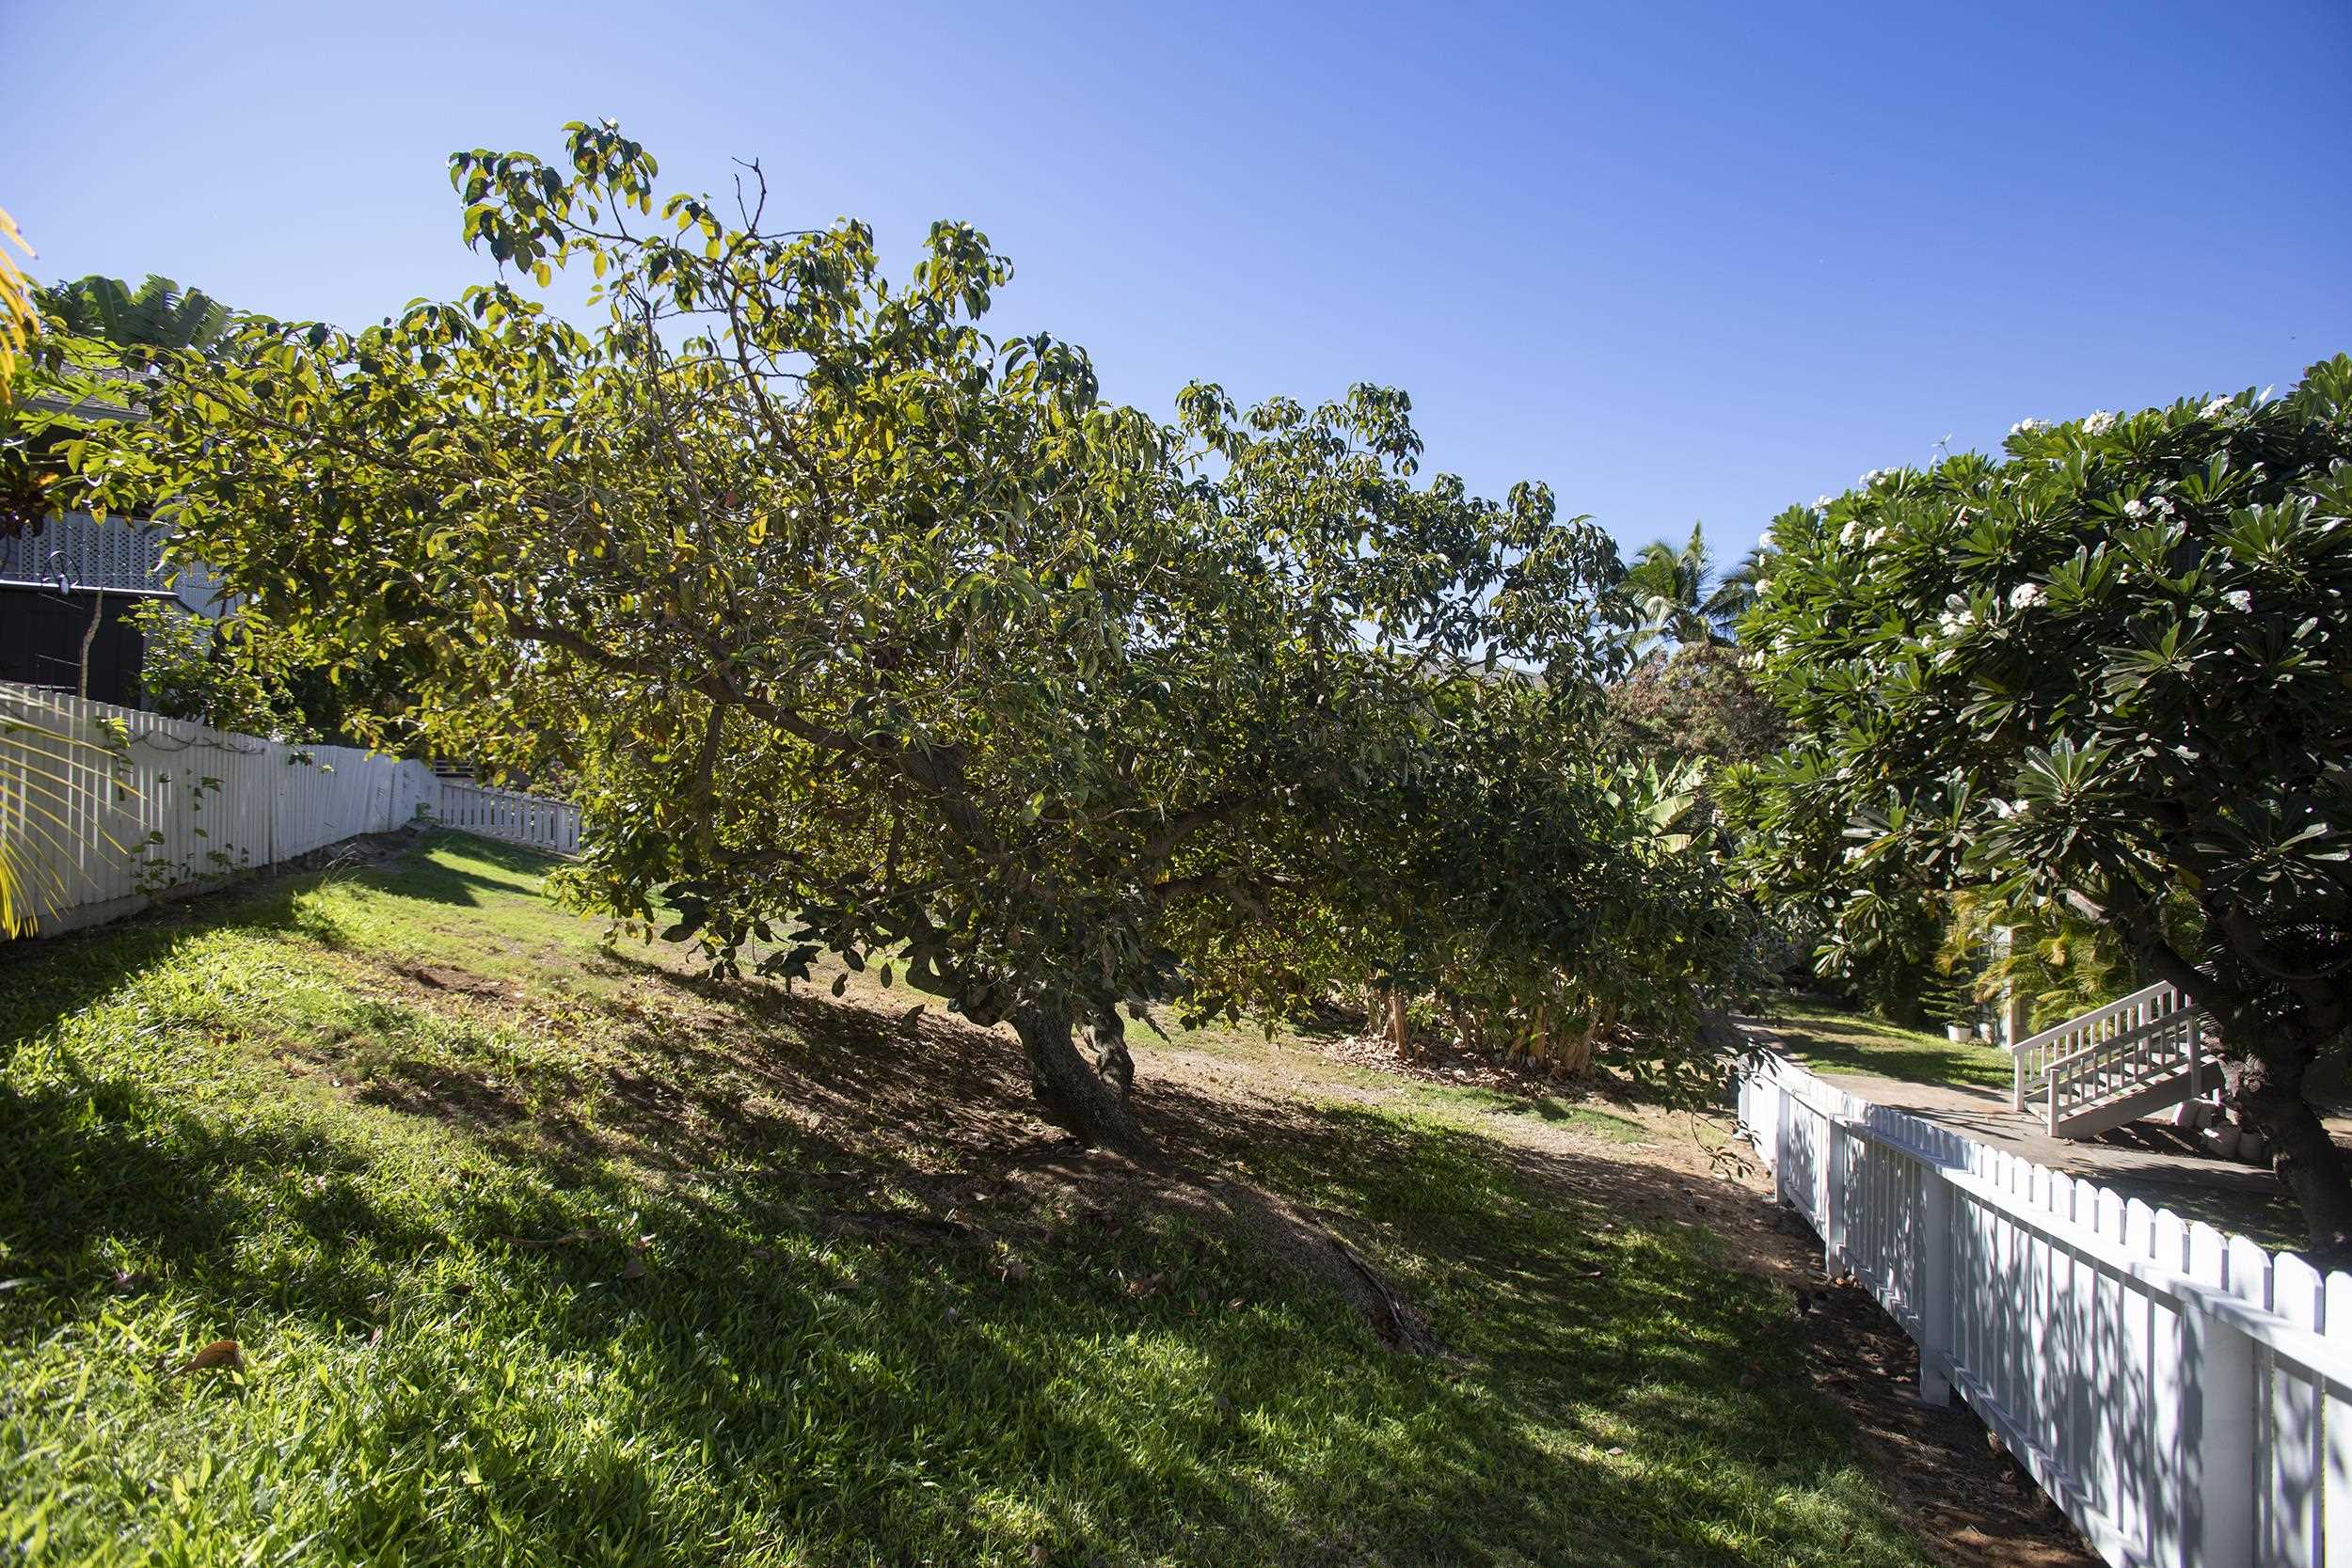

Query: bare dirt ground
[1137,1022,2101,1568]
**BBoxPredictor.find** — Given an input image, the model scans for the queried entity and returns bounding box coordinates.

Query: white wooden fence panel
[433,782,580,854]
[2326,1273,2352,1563]
[1740,1051,2352,1567]
[2,684,579,937]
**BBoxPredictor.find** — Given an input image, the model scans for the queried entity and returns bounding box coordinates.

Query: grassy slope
[1765,1003,2016,1094]
[1,835,1934,1567]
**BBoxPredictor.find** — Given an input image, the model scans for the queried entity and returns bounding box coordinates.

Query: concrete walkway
[1735,1021,2300,1248]
[1804,1063,2279,1194]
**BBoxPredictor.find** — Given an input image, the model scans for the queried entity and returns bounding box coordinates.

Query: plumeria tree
[71,122,1739,1149]
[1729,356,2352,1256]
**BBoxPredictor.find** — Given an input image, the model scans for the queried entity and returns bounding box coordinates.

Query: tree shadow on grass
[356,830,565,904]
[1755,1006,2015,1095]
[1,849,1934,1566]
[0,831,576,1061]
[2,1047,1898,1565]
[0,1070,437,1332]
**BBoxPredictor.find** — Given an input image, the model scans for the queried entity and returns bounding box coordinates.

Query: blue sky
[7,0,2346,560]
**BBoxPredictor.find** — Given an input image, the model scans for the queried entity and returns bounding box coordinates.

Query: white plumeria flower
[2202,396,2234,419]
[1814,494,1836,510]
[1863,527,1888,549]
[2009,583,2045,610]
[2122,499,2146,517]
[2223,589,2253,612]
[1839,520,1861,546]
[2083,411,2117,435]
[2009,418,2047,436]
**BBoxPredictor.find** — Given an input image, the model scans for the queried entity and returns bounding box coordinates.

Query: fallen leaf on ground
[178,1339,242,1374]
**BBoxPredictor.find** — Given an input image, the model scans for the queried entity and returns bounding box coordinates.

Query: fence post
[1821,1116,1845,1277]
[2185,1013,2202,1104]
[1772,1074,1792,1209]
[2177,1224,2257,1566]
[1915,1164,1955,1406]
[2179,1300,2256,1563]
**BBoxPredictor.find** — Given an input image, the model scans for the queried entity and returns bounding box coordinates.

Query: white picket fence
[434,781,581,854]
[1742,1051,2352,1568]
[0,685,579,936]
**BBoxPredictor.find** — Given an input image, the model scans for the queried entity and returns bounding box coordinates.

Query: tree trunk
[1011,1002,1149,1156]
[2112,902,2352,1263]
[78,591,104,701]
[1386,991,1409,1053]
[1555,1025,1595,1078]
[2231,1042,2352,1267]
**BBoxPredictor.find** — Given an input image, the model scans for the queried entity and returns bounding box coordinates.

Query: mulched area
[1299,1015,1596,1098]
[1768,1218,2099,1568]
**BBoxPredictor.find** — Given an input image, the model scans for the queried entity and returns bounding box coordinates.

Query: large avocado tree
[71,123,1675,1151]
[1730,357,2352,1257]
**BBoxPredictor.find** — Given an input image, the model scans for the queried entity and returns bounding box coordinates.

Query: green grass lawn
[1,834,1936,1566]
[1761,1003,2016,1095]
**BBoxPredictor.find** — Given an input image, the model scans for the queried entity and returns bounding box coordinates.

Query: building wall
[0,513,224,614]
[0,584,152,706]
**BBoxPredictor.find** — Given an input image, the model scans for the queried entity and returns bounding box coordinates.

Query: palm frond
[0,686,140,937]
[0,207,35,385]
[1617,522,1739,650]
[33,273,235,355]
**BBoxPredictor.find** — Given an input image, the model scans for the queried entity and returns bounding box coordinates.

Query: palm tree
[34,274,234,358]
[1712,543,1770,627]
[1617,523,1767,651]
